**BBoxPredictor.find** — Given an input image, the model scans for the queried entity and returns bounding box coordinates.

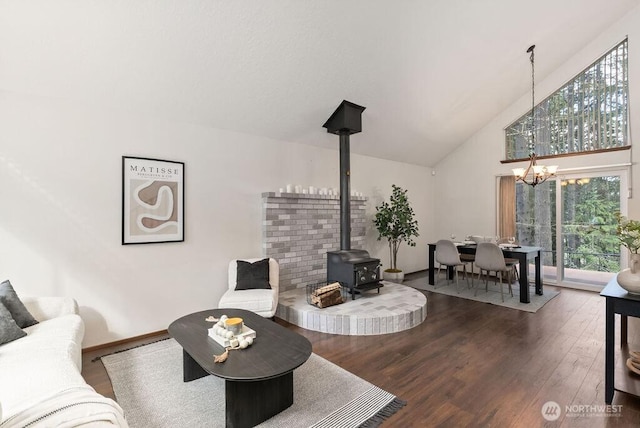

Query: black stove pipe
[322,100,366,251]
[339,132,351,250]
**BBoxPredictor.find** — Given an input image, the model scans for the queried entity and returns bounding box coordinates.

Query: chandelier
[512,45,557,186]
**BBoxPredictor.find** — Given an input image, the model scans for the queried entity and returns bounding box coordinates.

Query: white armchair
[218,258,279,318]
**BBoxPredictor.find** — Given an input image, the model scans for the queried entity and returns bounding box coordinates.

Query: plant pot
[617,253,640,294]
[383,270,404,283]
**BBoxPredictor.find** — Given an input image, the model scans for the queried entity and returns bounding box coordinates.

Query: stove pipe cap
[323,100,366,135]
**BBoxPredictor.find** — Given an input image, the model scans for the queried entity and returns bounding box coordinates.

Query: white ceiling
[2,0,640,167]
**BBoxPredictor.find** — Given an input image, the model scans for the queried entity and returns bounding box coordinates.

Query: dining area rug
[406,276,559,313]
[100,338,406,428]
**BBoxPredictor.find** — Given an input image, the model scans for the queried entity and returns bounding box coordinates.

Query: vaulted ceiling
[2,0,639,167]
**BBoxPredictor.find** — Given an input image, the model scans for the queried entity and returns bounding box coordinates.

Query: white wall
[8,4,637,349]
[433,4,640,240]
[0,91,433,347]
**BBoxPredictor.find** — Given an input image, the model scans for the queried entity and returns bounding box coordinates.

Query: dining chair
[435,239,471,293]
[496,238,520,283]
[459,252,476,285]
[474,242,515,302]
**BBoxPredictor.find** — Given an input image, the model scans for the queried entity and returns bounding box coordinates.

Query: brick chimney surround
[262,192,368,293]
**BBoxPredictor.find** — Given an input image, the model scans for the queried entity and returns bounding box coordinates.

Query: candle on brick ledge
[286,184,293,193]
[309,186,315,194]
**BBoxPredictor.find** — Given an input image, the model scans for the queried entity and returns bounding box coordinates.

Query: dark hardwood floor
[82,272,640,427]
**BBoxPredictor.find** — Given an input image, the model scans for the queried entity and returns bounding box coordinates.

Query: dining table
[427,242,543,303]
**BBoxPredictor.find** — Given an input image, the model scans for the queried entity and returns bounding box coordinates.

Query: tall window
[505,39,628,160]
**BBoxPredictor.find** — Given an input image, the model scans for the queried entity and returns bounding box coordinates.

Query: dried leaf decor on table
[214,349,229,363]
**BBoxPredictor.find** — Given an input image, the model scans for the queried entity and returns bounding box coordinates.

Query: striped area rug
[101,338,405,428]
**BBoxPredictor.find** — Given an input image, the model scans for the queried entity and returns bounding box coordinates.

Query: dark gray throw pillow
[235,258,272,290]
[0,300,26,346]
[0,280,38,328]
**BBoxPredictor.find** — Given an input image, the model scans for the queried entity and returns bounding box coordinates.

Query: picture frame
[122,156,185,244]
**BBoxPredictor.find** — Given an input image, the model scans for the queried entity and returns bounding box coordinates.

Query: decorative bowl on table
[617,269,640,295]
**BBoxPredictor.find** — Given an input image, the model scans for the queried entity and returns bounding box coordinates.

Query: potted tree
[373,184,419,283]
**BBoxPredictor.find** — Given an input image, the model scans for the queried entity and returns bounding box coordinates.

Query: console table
[601,277,640,404]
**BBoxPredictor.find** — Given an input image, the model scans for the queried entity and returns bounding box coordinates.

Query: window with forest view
[515,174,621,286]
[506,39,628,160]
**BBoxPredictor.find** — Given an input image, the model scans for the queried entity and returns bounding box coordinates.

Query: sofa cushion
[0,300,26,345]
[21,314,85,370]
[235,258,271,290]
[219,288,275,313]
[0,280,38,328]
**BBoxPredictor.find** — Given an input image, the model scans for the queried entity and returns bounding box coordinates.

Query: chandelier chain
[529,45,535,155]
[512,44,558,187]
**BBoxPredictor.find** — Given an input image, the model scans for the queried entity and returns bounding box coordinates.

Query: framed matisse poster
[122,156,184,244]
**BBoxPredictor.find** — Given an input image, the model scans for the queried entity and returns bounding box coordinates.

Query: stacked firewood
[310,282,344,308]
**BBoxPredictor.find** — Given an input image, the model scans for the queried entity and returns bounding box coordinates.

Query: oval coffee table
[168,308,312,428]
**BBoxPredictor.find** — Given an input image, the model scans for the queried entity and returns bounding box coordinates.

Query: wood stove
[323,101,381,299]
[327,250,381,299]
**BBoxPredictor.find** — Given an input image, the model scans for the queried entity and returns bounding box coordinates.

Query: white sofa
[0,297,128,427]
